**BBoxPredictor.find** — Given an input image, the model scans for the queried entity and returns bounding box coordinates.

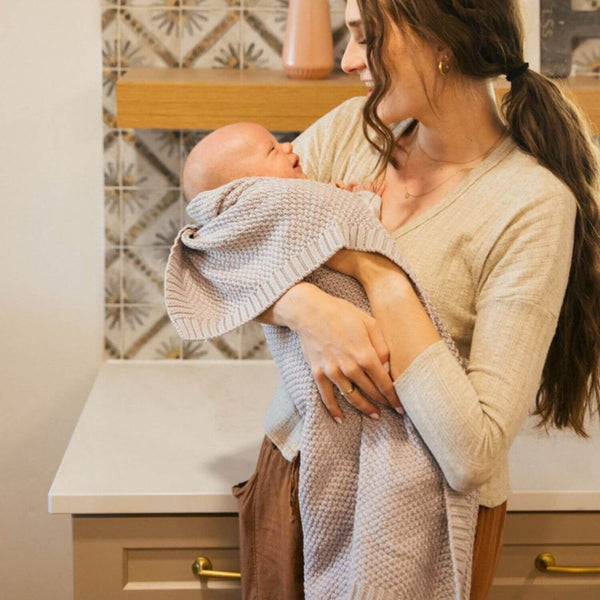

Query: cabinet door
[489,512,600,599]
[73,515,241,599]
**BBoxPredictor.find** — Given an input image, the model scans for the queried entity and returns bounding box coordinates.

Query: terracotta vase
[282,0,334,79]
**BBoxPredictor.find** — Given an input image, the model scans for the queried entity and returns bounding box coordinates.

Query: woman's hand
[279,283,404,422]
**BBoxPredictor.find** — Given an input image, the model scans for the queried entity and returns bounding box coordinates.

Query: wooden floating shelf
[116,68,600,132]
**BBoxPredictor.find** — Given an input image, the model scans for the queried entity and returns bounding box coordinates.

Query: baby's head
[182,122,307,201]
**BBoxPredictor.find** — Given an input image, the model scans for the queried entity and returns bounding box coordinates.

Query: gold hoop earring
[438,60,450,75]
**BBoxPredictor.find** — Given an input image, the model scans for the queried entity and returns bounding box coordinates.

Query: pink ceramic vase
[282,0,334,79]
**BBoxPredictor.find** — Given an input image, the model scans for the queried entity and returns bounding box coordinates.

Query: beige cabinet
[73,514,241,599]
[490,512,600,599]
[73,511,600,599]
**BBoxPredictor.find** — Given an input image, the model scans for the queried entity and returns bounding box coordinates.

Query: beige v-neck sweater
[263,96,577,507]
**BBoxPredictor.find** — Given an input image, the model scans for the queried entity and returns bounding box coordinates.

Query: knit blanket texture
[164,176,480,599]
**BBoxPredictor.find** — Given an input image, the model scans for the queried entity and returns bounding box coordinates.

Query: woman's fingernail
[394,406,404,415]
[369,412,380,420]
[383,361,390,373]
[334,416,343,425]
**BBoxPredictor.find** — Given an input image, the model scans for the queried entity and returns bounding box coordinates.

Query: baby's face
[241,127,307,180]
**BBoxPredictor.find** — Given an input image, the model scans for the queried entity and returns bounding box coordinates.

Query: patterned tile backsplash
[103,0,600,360]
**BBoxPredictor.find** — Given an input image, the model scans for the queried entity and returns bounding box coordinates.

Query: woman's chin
[367,94,408,126]
[376,104,409,127]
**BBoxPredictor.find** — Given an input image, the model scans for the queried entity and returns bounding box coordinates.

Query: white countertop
[49,361,277,514]
[48,360,600,514]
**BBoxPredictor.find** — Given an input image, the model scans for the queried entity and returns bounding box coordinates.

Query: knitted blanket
[164,176,480,599]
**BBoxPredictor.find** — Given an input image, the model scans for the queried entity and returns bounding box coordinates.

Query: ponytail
[502,71,600,436]
[357,0,600,435]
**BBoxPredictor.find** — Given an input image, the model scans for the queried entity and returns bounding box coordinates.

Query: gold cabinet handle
[535,552,600,574]
[192,556,241,580]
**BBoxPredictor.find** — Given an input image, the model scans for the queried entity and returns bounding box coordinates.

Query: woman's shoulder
[507,142,575,199]
[484,140,578,221]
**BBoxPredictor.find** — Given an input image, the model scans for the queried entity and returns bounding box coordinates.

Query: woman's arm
[329,250,442,378]
[330,192,577,493]
[255,280,403,420]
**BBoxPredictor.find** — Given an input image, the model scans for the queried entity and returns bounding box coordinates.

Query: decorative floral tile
[180,339,207,359]
[122,246,170,304]
[179,193,187,227]
[120,129,181,188]
[120,7,181,68]
[153,333,184,360]
[124,0,241,7]
[123,307,185,359]
[104,131,120,187]
[103,69,119,119]
[180,10,242,68]
[105,248,122,305]
[181,332,244,360]
[122,303,242,359]
[241,321,272,359]
[122,188,181,246]
[102,9,119,69]
[245,0,288,8]
[245,1,345,16]
[242,8,344,71]
[105,305,122,358]
[241,10,286,69]
[203,328,242,359]
[105,188,121,246]
[122,304,180,359]
[182,130,211,156]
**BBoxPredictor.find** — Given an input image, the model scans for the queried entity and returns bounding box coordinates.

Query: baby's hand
[334,180,358,191]
[334,180,387,196]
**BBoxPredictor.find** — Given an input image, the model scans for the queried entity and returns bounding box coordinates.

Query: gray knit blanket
[164,176,480,599]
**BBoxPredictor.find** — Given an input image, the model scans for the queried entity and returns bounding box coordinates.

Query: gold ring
[342,383,355,396]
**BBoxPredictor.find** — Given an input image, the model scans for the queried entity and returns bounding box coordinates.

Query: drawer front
[74,512,600,599]
[489,512,600,599]
[74,515,241,600]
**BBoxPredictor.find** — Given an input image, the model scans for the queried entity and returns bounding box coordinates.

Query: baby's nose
[280,142,293,153]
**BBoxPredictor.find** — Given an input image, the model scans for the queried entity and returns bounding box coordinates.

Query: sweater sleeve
[393,190,577,493]
[292,96,367,183]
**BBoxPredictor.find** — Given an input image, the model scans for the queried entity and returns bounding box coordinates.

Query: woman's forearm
[254,281,319,330]
[358,255,442,380]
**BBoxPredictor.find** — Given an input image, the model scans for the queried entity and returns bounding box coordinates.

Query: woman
[233,0,600,598]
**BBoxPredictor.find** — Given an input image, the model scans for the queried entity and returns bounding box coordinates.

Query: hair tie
[506,62,529,82]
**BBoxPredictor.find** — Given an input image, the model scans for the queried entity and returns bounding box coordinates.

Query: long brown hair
[357,0,600,436]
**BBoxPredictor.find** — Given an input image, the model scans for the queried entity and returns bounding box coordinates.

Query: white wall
[520,0,541,72]
[0,1,104,598]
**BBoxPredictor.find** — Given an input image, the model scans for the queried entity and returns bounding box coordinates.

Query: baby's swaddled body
[166,169,480,599]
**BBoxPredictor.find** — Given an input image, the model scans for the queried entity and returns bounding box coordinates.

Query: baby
[181,122,385,214]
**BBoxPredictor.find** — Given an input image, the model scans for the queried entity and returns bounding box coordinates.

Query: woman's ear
[435,42,453,63]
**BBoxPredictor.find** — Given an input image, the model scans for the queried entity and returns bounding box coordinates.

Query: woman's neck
[409,79,508,165]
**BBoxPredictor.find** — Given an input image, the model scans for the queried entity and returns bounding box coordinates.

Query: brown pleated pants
[232,434,507,600]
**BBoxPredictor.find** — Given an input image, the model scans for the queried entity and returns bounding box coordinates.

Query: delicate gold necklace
[416,127,508,165]
[402,125,508,200]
